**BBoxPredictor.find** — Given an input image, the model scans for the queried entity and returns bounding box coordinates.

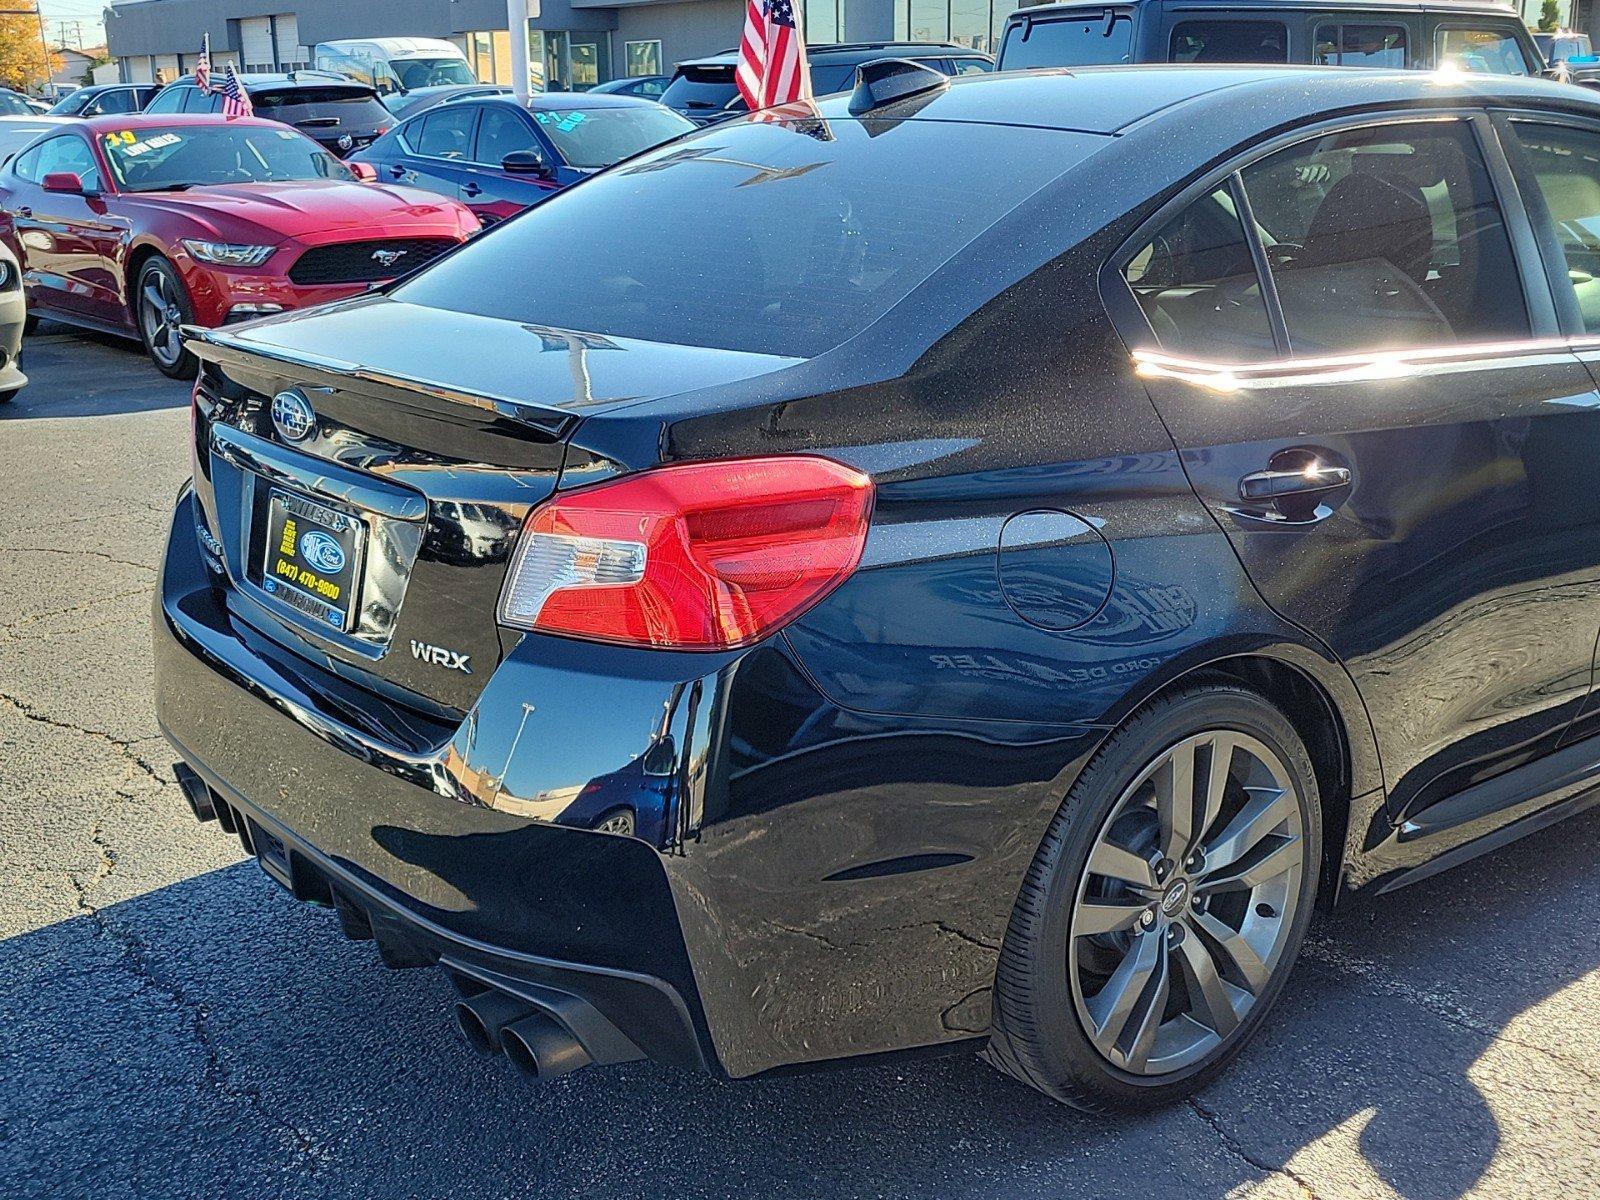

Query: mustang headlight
[180,240,277,267]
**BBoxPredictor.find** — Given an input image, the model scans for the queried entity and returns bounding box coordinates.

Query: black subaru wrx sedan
[155,63,1600,1110]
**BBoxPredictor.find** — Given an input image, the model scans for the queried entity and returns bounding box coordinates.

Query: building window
[885,0,1003,53]
[949,0,989,49]
[805,0,840,43]
[908,0,950,41]
[625,40,662,76]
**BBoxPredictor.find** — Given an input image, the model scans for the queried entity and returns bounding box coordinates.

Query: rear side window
[1436,28,1531,75]
[11,143,39,180]
[1124,185,1276,361]
[1240,121,1528,351]
[395,116,1106,358]
[1508,122,1600,333]
[1000,14,1133,69]
[1170,20,1288,63]
[1314,24,1407,67]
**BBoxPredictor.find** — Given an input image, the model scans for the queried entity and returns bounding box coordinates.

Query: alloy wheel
[1068,729,1306,1076]
[139,270,184,367]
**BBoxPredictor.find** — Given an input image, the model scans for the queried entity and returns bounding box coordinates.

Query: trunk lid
[188,294,801,717]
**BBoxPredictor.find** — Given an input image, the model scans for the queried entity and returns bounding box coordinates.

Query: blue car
[350,92,694,226]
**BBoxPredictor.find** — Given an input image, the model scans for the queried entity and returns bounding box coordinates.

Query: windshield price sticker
[111,132,180,157]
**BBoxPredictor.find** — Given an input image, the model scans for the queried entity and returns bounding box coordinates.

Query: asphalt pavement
[2,323,1598,1200]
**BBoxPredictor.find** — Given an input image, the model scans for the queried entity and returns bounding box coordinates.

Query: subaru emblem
[271,390,316,443]
[338,133,354,151]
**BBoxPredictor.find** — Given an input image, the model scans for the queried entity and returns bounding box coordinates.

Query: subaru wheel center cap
[1161,878,1190,917]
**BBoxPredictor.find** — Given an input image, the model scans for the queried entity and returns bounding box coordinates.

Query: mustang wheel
[136,257,198,379]
[987,683,1320,1111]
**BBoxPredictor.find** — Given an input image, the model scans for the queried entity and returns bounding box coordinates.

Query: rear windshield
[660,66,740,113]
[999,13,1134,69]
[533,106,693,168]
[251,87,392,128]
[394,114,1103,357]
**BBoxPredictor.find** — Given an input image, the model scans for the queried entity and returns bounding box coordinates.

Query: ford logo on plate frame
[298,530,347,574]
[271,390,316,443]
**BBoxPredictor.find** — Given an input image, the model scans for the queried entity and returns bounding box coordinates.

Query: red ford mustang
[0,114,480,376]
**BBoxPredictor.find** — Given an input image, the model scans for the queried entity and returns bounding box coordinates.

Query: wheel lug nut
[1140,908,1156,928]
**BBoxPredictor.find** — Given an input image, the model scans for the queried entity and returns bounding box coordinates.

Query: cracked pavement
[2,326,1599,1199]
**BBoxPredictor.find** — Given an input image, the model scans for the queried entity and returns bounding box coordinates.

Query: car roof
[679,41,990,68]
[466,91,678,111]
[809,63,1592,134]
[164,71,372,92]
[76,113,285,134]
[1012,0,1520,15]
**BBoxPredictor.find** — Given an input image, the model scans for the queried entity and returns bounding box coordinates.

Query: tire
[985,682,1322,1112]
[0,347,22,402]
[135,257,198,379]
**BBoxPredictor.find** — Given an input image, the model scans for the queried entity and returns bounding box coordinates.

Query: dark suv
[997,0,1544,75]
[660,40,992,124]
[158,62,1600,1110]
[145,72,394,157]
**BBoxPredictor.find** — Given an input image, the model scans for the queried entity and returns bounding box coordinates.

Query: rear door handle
[15,206,30,218]
[1239,464,1350,501]
[462,182,482,197]
[388,165,405,179]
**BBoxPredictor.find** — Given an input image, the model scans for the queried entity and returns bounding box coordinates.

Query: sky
[36,0,109,51]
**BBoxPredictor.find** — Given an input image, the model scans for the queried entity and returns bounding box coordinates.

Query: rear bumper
[157,483,1097,1078]
[154,490,713,1071]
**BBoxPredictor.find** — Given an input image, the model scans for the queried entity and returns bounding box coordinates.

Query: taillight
[498,456,874,650]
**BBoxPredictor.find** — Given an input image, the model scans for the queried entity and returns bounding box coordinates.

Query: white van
[312,37,476,94]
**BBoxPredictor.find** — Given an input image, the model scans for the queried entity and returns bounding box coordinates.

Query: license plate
[260,486,365,632]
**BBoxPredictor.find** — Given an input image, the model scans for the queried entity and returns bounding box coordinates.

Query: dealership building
[105,0,1016,91]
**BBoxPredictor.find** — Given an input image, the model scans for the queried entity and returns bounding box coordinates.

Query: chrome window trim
[1131,337,1588,391]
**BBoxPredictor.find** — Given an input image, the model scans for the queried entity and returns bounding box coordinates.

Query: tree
[1539,0,1562,33]
[0,5,58,93]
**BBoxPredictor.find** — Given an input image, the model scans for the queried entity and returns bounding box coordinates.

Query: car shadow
[0,321,190,420]
[4,806,1597,1198]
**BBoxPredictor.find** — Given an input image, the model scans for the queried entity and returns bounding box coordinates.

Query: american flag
[195,34,211,94]
[735,0,812,111]
[218,64,253,118]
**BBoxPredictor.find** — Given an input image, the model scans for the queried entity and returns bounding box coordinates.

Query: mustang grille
[287,238,460,286]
